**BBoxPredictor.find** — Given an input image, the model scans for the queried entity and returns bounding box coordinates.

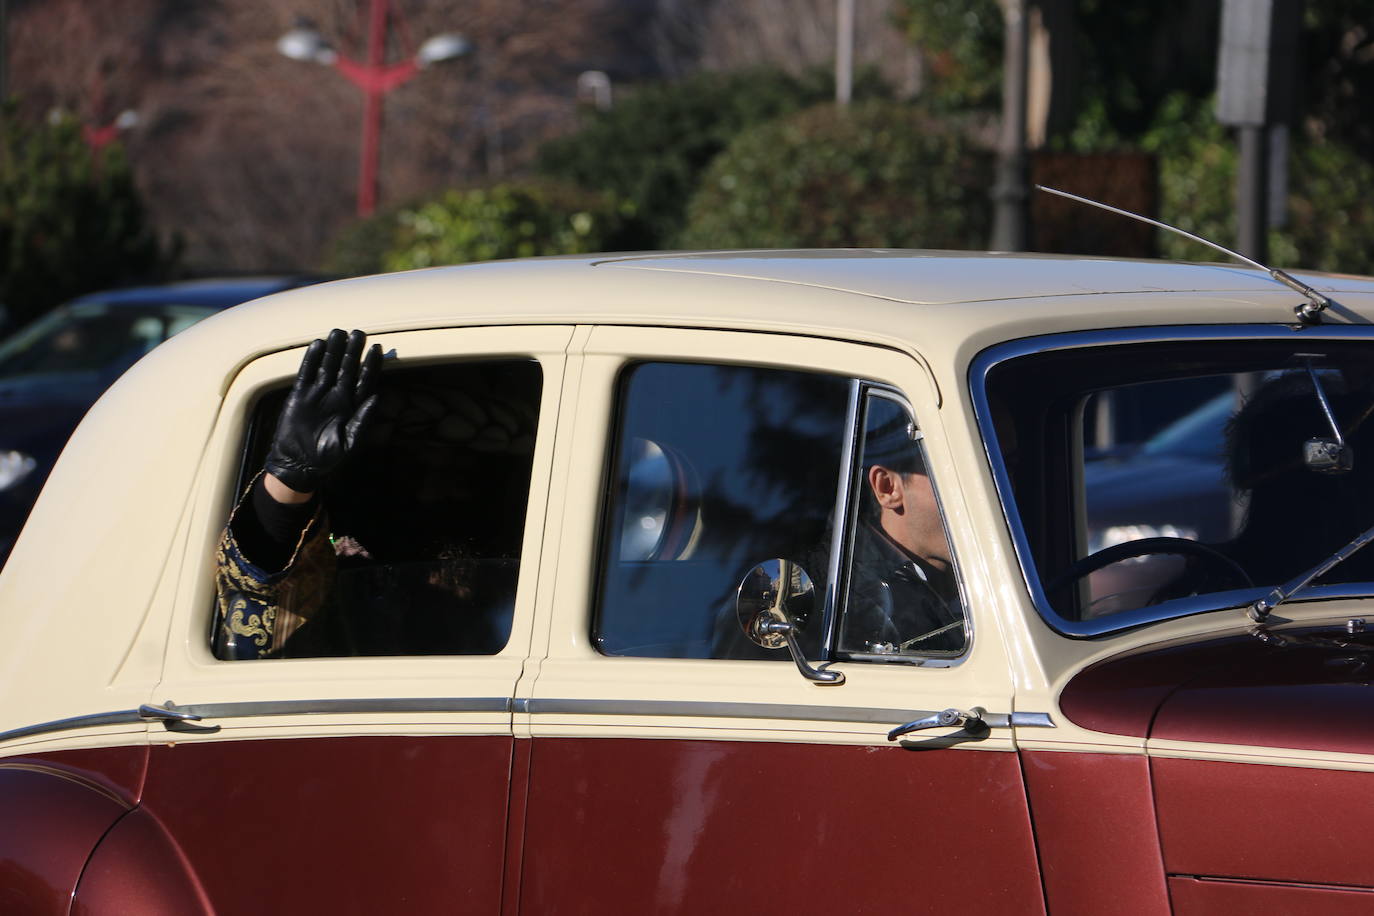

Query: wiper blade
[1249,521,1374,622]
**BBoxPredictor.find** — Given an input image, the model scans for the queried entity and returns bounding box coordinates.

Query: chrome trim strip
[522,698,999,727]
[172,698,512,719]
[0,699,511,745]
[968,324,1374,639]
[0,710,145,744]
[1009,712,1056,728]
[0,700,1055,745]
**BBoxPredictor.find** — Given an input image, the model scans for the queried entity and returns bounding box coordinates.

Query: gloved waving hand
[265,328,383,495]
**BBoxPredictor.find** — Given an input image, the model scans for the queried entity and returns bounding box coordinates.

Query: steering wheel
[1045,536,1253,601]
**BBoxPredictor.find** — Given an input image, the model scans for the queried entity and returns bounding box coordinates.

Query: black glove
[264,328,383,493]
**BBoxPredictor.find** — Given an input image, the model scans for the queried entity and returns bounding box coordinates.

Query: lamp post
[83,110,139,151]
[278,1,470,216]
[835,0,854,105]
[991,0,1030,251]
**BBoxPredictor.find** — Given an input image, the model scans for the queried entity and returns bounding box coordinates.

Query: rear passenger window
[214,360,541,659]
[594,362,968,663]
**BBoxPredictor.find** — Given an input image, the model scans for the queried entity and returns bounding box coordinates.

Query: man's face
[867,465,952,573]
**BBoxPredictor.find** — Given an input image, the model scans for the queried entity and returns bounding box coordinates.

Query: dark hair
[862,397,927,476]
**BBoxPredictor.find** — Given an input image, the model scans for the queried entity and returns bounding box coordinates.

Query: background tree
[678,101,992,250]
[1144,94,1374,273]
[649,0,921,93]
[891,0,1004,113]
[536,66,887,248]
[7,0,653,272]
[0,106,166,331]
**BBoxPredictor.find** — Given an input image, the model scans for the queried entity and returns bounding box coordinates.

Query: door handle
[138,703,203,723]
[887,707,985,741]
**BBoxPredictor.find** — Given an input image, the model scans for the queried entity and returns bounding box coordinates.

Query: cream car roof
[3,249,1374,738]
[145,249,1374,379]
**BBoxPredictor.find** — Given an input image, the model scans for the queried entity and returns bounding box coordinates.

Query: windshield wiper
[1249,520,1374,622]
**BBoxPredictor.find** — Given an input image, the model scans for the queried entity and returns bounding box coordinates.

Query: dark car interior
[984,338,1374,623]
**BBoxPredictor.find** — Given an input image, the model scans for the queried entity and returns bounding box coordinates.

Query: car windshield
[980,334,1374,634]
[0,302,219,380]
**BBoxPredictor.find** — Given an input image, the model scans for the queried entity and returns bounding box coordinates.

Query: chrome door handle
[138,703,202,723]
[887,707,984,741]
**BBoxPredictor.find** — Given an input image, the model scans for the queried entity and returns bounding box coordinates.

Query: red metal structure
[282,0,466,216]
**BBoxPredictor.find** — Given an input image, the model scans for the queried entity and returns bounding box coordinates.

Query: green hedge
[0,105,166,331]
[378,181,635,271]
[678,101,992,250]
[1144,95,1374,275]
[536,67,887,248]
[323,203,409,279]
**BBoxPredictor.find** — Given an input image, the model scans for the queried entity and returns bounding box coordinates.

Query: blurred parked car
[0,277,318,566]
[1085,390,1237,551]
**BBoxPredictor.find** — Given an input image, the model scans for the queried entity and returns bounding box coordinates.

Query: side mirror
[736,559,843,685]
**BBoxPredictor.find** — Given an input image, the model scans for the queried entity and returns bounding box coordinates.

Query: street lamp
[83,109,139,151]
[278,2,471,216]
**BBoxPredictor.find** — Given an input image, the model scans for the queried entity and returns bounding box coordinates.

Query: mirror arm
[760,620,845,685]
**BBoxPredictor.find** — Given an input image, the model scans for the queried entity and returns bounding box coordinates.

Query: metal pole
[991,0,1029,251]
[1236,123,1269,262]
[357,0,389,216]
[0,0,8,101]
[835,0,854,105]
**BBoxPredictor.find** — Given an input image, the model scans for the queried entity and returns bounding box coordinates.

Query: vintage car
[3,250,1374,914]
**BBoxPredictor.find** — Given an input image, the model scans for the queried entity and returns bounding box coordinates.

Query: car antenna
[1036,185,1335,326]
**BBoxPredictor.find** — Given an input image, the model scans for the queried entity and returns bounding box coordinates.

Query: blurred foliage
[678,101,992,250]
[1143,94,1374,274]
[1062,0,1373,162]
[379,181,636,271]
[535,66,888,248]
[323,204,409,278]
[1068,0,1220,141]
[892,0,1004,112]
[0,105,167,331]
[1299,0,1374,160]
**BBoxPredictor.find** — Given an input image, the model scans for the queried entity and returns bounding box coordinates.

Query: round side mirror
[735,559,815,649]
[735,559,840,684]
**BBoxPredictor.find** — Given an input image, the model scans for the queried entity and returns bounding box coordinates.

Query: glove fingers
[317,328,348,386]
[344,393,379,450]
[356,342,383,402]
[295,337,326,390]
[338,329,366,392]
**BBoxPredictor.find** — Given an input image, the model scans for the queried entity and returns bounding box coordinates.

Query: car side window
[593,361,967,663]
[213,359,541,659]
[838,392,967,658]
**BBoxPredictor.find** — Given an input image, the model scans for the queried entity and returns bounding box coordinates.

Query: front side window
[840,393,966,658]
[594,361,968,663]
[214,359,542,659]
[979,332,1374,634]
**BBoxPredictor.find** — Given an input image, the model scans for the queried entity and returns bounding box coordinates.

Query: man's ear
[867,465,904,510]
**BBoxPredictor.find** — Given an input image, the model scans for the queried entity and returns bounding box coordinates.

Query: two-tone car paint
[2,251,1374,913]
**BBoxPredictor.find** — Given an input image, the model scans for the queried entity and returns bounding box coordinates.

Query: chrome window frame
[830,384,973,666]
[969,323,1374,638]
[818,379,864,655]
